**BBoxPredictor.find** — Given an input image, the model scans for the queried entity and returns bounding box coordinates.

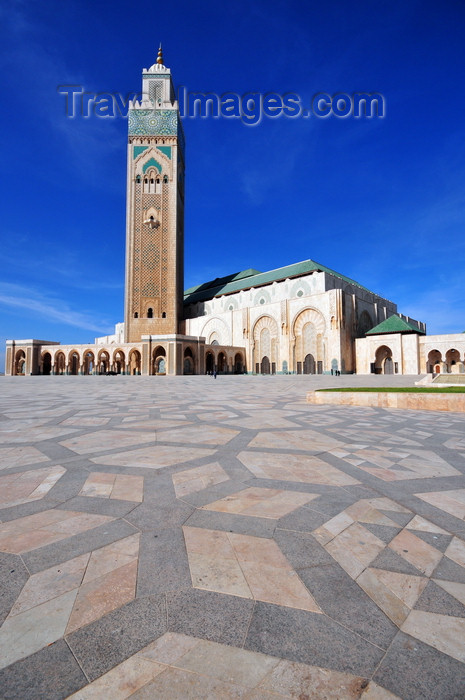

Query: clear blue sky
[1,0,465,369]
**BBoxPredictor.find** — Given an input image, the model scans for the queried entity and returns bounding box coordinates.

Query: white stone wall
[419,334,465,373]
[185,270,396,373]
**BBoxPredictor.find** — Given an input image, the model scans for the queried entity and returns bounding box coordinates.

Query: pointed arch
[200,317,231,346]
[293,308,326,374]
[292,307,326,337]
[253,315,279,374]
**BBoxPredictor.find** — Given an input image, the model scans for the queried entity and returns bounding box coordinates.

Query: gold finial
[156,43,164,65]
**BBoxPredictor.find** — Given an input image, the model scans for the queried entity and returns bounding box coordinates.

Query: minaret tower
[124,46,185,343]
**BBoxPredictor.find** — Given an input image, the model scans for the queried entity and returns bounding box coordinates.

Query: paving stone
[0,639,87,700]
[378,510,413,527]
[66,595,166,682]
[137,528,192,596]
[414,580,465,617]
[183,508,276,538]
[298,563,398,649]
[432,555,465,584]
[0,498,64,524]
[178,479,250,508]
[408,530,453,552]
[275,506,329,532]
[167,588,254,646]
[244,601,385,677]
[130,666,247,699]
[56,495,137,518]
[22,518,139,574]
[273,528,334,568]
[370,548,426,576]
[0,553,29,625]
[373,631,465,700]
[125,499,194,531]
[362,522,402,544]
[1,377,465,696]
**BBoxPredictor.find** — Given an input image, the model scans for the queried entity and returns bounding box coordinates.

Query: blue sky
[1,0,465,369]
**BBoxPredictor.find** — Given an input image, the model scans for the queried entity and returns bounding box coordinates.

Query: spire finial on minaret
[157,43,164,65]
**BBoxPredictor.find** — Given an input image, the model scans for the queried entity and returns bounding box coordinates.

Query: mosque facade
[5,51,465,377]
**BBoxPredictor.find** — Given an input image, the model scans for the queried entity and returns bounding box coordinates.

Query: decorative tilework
[133,146,148,159]
[157,146,171,159]
[128,109,178,136]
[142,158,162,174]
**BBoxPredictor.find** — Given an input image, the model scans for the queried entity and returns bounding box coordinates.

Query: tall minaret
[124,46,185,343]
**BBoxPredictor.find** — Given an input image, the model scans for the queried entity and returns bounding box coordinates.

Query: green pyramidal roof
[366,315,425,335]
[184,259,383,305]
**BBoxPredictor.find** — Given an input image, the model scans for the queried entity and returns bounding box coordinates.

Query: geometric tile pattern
[80,472,144,502]
[313,496,465,662]
[415,489,465,520]
[0,446,51,470]
[0,534,139,669]
[0,375,464,699]
[200,486,319,518]
[328,446,460,481]
[172,462,229,498]
[66,632,392,699]
[0,466,65,508]
[183,526,322,612]
[90,444,215,468]
[0,509,114,554]
[237,451,359,485]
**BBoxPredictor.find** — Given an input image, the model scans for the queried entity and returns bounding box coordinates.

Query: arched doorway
[253,316,279,374]
[234,353,244,373]
[113,350,125,374]
[427,349,442,374]
[303,354,315,374]
[98,351,109,374]
[68,351,80,375]
[183,347,194,375]
[15,350,26,375]
[261,356,270,374]
[217,352,226,373]
[206,351,214,374]
[42,352,52,376]
[128,350,141,375]
[83,351,95,375]
[293,308,325,374]
[374,345,393,374]
[55,352,66,375]
[446,348,460,373]
[152,346,166,375]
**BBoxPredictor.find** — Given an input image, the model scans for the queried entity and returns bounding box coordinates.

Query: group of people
[331,368,341,376]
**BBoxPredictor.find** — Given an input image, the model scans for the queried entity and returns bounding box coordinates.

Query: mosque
[5,50,465,377]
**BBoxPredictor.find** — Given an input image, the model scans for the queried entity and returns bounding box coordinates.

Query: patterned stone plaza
[0,375,464,699]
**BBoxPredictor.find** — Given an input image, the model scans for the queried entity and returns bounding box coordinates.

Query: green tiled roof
[183,269,260,297]
[366,315,424,335]
[184,259,382,305]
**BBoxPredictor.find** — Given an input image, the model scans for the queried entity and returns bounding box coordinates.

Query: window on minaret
[143,169,160,194]
[147,308,153,319]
